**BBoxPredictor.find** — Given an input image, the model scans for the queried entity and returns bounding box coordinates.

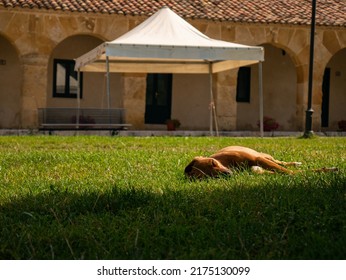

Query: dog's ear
[184,159,196,173]
[210,158,233,176]
[210,159,218,167]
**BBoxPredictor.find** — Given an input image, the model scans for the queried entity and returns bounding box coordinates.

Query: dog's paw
[293,162,302,166]
[251,166,265,174]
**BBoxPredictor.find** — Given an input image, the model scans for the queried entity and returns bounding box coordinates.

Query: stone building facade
[0,0,345,131]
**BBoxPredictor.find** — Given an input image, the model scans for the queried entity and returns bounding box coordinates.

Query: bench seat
[38,108,131,131]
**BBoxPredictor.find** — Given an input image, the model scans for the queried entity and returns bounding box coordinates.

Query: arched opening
[0,35,22,128]
[47,35,122,109]
[236,44,297,131]
[321,48,346,131]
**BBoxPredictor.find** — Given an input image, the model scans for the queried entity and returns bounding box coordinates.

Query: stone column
[296,64,324,132]
[121,73,146,129]
[311,63,324,132]
[20,54,49,128]
[295,64,309,131]
[214,70,238,131]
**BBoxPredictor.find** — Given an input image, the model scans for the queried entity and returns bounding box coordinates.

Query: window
[53,59,82,98]
[236,67,251,103]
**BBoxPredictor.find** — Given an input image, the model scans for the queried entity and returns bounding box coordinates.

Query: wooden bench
[38,108,131,131]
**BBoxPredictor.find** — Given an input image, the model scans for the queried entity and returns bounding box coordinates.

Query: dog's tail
[309,167,339,173]
[292,167,339,174]
[251,166,339,175]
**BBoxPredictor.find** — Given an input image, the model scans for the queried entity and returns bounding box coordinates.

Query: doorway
[145,74,172,124]
[321,68,330,128]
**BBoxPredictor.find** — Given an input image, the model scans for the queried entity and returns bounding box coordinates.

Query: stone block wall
[0,8,345,130]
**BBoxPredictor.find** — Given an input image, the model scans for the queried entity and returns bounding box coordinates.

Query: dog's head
[184,157,232,179]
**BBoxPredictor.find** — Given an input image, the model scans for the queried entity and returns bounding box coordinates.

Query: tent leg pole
[213,106,219,137]
[106,56,111,110]
[209,63,214,136]
[209,63,219,137]
[258,62,264,137]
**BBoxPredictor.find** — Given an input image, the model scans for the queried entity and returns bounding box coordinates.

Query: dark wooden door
[321,68,330,127]
[145,74,172,124]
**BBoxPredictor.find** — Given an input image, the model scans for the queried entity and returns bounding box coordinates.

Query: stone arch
[43,14,110,48]
[321,47,346,131]
[294,29,346,132]
[0,34,22,128]
[236,43,297,131]
[268,28,311,131]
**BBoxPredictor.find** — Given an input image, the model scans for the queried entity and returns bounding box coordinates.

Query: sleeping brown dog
[184,145,337,179]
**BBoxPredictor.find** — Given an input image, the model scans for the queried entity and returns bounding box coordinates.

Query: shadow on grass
[0,174,345,260]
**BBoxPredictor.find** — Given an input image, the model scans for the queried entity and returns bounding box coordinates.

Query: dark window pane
[53,59,82,98]
[236,67,251,103]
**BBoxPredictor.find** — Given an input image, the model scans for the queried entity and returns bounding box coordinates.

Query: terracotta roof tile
[0,0,345,27]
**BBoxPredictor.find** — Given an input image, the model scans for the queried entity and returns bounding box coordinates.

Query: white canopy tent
[75,6,265,135]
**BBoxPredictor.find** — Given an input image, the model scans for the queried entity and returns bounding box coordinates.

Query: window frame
[52,59,83,99]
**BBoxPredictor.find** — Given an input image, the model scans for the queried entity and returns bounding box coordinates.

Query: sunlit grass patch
[0,136,345,259]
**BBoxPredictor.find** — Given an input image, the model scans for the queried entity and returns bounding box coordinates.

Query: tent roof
[75,6,264,73]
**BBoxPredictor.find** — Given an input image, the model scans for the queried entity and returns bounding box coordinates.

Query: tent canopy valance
[75,6,264,73]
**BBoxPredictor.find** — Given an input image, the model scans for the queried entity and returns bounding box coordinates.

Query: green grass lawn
[0,136,345,260]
